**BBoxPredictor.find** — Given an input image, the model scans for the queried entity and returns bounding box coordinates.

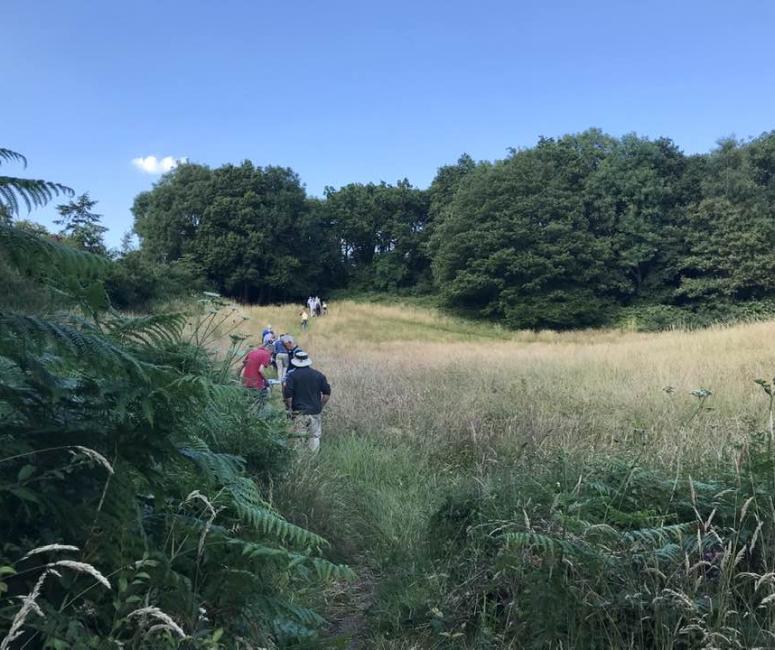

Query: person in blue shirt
[274,335,291,381]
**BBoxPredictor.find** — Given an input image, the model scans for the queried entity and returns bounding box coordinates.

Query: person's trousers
[275,353,289,380]
[249,387,269,406]
[293,414,322,451]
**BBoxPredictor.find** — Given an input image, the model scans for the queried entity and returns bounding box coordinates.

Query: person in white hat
[282,350,331,452]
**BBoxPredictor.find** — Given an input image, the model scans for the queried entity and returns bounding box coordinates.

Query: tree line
[14,128,775,329]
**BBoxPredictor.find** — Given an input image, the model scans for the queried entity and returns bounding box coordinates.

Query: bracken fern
[0,219,352,648]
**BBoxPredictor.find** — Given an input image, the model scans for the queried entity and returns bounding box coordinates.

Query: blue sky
[3,0,775,246]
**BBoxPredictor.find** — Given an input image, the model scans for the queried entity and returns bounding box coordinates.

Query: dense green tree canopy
[427,153,478,224]
[127,129,775,329]
[321,180,430,290]
[431,132,621,328]
[677,134,775,302]
[133,161,341,302]
[429,130,775,328]
[582,134,688,300]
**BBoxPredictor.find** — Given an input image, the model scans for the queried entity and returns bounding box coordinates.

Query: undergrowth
[419,440,775,649]
[277,407,775,649]
[0,223,353,648]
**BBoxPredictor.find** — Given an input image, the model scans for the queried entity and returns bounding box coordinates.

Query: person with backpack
[282,350,331,451]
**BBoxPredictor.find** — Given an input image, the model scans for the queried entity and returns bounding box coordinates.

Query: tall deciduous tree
[582,134,689,302]
[427,153,478,224]
[133,162,341,302]
[321,180,430,291]
[677,132,775,302]
[431,131,621,328]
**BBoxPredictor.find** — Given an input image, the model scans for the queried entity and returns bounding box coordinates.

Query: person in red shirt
[240,343,273,393]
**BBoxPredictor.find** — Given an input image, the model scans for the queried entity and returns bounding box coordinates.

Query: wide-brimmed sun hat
[291,350,311,367]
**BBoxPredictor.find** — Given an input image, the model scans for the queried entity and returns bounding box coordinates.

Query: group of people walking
[307,296,326,317]
[300,296,327,329]
[240,318,331,452]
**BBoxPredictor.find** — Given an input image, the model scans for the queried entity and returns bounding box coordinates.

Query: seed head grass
[223,300,775,468]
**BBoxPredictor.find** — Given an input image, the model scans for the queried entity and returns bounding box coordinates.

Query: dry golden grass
[222,300,775,467]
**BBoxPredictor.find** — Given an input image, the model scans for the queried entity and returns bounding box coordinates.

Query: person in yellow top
[300,310,309,330]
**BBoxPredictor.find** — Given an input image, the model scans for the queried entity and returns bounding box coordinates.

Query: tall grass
[236,300,775,467]
[234,300,775,647]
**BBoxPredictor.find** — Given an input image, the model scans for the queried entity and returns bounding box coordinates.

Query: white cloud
[131,155,187,174]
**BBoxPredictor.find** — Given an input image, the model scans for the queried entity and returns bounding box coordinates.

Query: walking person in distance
[282,350,331,452]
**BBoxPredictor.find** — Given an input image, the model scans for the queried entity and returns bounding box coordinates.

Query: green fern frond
[0,177,74,216]
[235,540,296,561]
[503,531,599,561]
[105,312,187,347]
[581,522,621,543]
[0,148,27,167]
[308,556,356,581]
[177,437,327,548]
[653,542,682,563]
[168,375,237,404]
[179,437,247,482]
[225,476,327,548]
[0,312,148,380]
[623,522,696,546]
[0,224,108,280]
[256,595,326,628]
[233,540,355,581]
[603,506,665,527]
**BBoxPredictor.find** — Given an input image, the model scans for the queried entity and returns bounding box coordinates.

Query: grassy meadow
[224,299,774,467]
[202,300,775,648]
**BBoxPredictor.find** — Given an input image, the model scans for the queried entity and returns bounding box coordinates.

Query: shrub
[615,304,690,331]
[105,251,205,311]
[616,300,775,332]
